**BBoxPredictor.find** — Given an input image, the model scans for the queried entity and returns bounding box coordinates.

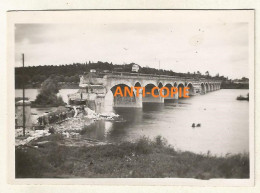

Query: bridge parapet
[104,72,221,83]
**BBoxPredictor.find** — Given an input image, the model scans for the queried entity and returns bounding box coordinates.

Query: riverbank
[16,134,249,179]
[221,83,249,89]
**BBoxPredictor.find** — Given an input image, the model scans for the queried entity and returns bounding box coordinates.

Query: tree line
[15,61,226,89]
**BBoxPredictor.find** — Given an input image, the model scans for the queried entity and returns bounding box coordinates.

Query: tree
[34,77,65,106]
[41,77,59,94]
[241,77,249,81]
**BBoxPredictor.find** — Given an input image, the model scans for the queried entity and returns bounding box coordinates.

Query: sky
[15,23,249,79]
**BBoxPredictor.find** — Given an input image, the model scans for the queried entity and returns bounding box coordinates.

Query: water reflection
[80,89,249,156]
[16,88,249,155]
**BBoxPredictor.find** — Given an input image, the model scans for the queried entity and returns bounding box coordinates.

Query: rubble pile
[15,129,51,146]
[84,106,120,120]
[15,106,121,146]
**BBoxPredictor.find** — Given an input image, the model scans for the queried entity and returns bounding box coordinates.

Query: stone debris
[15,106,120,146]
[62,131,70,138]
[15,129,51,146]
[84,107,120,121]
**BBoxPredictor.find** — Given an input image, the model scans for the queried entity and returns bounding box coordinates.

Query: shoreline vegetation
[15,61,248,90]
[32,77,66,107]
[15,134,249,179]
[221,82,249,89]
[17,82,249,90]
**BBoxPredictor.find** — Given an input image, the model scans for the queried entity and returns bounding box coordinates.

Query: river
[15,88,249,156]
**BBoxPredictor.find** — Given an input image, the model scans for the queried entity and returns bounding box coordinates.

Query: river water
[15,89,249,156]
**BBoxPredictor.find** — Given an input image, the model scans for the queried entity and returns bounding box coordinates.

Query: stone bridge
[69,72,222,112]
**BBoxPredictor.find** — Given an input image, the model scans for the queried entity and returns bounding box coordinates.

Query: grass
[15,134,249,179]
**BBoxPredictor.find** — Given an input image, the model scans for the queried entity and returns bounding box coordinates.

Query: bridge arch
[209,84,212,91]
[134,82,142,96]
[163,83,174,100]
[201,83,206,94]
[110,84,137,107]
[171,82,179,99]
[163,81,173,87]
[187,83,195,96]
[177,82,185,98]
[205,83,210,92]
[213,84,216,91]
[108,80,133,92]
[142,83,164,103]
[165,83,173,88]
[134,81,142,88]
[145,83,158,95]
[142,80,157,88]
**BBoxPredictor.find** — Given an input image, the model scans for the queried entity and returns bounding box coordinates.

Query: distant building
[131,63,140,72]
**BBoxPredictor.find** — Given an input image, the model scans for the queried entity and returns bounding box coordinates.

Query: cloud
[15,23,249,79]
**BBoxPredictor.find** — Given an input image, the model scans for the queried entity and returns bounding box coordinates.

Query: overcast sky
[15,23,248,79]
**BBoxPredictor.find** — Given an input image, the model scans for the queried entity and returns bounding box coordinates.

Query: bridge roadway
[71,72,222,112]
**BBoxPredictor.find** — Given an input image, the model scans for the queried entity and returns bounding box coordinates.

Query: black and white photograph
[8,10,254,185]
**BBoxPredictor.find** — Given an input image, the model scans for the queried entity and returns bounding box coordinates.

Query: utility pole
[22,54,25,136]
[159,60,161,78]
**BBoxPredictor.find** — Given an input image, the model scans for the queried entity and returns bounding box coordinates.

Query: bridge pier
[135,94,143,107]
[113,95,143,108]
[163,85,178,101]
[187,85,197,96]
[112,88,143,108]
[164,95,178,101]
[95,95,105,114]
[164,93,178,101]
[143,94,164,103]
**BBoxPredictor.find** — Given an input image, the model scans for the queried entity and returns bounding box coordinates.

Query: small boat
[236,94,249,101]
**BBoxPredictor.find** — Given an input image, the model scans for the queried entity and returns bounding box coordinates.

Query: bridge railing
[104,71,190,80]
[98,71,221,83]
